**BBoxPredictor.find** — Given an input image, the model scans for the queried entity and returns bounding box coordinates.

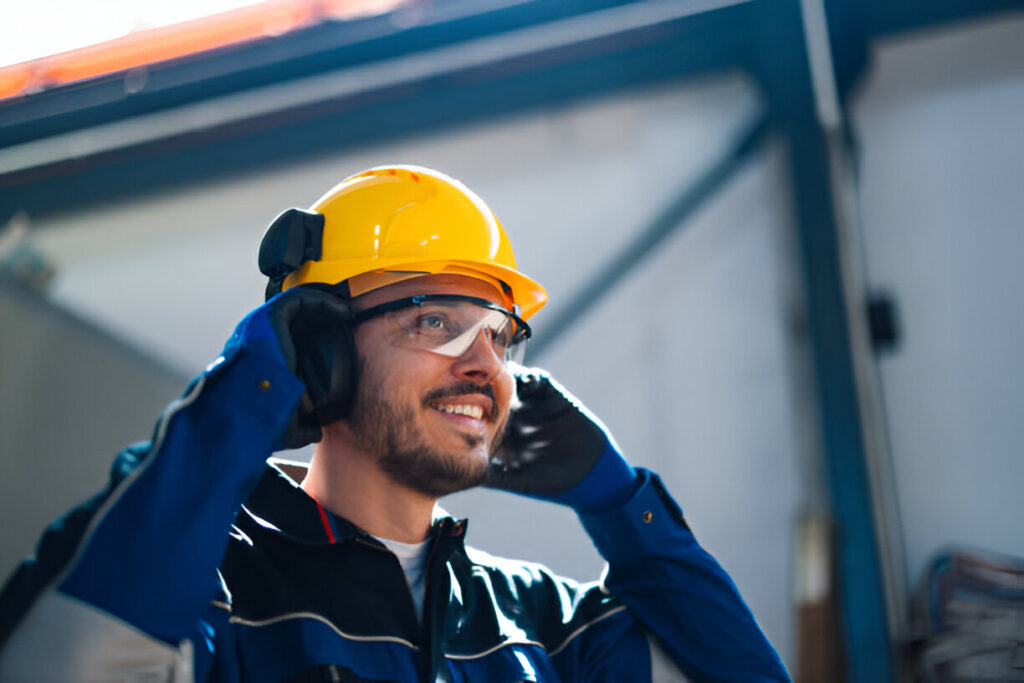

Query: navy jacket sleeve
[0,348,304,679]
[578,469,791,681]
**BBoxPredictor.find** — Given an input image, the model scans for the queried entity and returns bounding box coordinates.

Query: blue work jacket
[0,347,789,681]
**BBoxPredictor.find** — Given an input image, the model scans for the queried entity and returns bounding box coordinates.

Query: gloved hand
[223,284,356,449]
[484,366,641,513]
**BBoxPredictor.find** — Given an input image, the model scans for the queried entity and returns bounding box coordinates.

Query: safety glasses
[352,294,531,364]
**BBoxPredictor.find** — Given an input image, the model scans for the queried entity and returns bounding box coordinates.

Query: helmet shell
[283,166,548,319]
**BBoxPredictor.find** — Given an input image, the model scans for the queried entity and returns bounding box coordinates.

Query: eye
[415,312,451,334]
[487,326,508,348]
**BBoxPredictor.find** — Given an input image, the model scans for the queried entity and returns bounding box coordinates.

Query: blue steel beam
[0,0,671,145]
[746,0,893,680]
[2,0,1016,222]
[0,0,755,223]
[864,0,1023,37]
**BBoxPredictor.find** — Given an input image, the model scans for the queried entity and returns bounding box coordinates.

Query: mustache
[422,381,497,418]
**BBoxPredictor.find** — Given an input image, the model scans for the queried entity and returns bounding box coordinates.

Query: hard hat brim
[283,257,548,320]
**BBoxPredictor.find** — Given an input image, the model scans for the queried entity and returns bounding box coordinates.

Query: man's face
[342,274,516,497]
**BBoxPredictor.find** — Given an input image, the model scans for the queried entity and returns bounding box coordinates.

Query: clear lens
[377,299,526,361]
[506,337,527,365]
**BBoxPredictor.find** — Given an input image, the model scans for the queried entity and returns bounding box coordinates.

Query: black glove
[484,366,639,512]
[224,284,356,449]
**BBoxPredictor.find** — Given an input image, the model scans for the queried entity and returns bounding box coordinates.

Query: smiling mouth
[422,381,497,423]
[432,403,485,420]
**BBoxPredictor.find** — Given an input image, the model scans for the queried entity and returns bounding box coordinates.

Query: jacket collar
[243,460,468,550]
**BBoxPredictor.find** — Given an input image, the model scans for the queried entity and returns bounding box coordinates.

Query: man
[0,166,789,681]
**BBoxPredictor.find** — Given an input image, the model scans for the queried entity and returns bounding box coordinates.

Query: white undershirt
[377,536,430,621]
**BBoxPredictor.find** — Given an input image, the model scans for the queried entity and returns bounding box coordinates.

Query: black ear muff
[258,208,325,301]
[316,324,359,427]
[272,284,360,449]
[291,291,359,426]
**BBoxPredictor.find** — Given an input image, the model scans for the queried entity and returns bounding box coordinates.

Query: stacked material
[910,547,1024,681]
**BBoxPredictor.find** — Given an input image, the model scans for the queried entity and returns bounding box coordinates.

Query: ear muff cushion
[300,318,358,427]
[269,284,359,449]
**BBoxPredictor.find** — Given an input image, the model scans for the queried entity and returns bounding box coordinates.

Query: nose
[451,327,504,383]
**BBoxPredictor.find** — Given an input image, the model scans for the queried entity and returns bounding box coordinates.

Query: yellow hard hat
[260,165,548,320]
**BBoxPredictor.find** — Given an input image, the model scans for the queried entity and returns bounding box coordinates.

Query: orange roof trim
[0,0,409,102]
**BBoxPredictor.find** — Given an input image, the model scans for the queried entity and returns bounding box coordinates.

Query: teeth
[435,404,484,419]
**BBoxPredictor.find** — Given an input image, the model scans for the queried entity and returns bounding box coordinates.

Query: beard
[346,360,507,498]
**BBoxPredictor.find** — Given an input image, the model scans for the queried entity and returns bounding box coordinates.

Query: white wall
[0,286,185,580]
[852,14,1024,588]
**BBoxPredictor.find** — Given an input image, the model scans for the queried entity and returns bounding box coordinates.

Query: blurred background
[1,0,1021,680]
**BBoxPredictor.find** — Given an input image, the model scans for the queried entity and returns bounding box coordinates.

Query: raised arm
[485,367,790,681]
[0,286,353,680]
